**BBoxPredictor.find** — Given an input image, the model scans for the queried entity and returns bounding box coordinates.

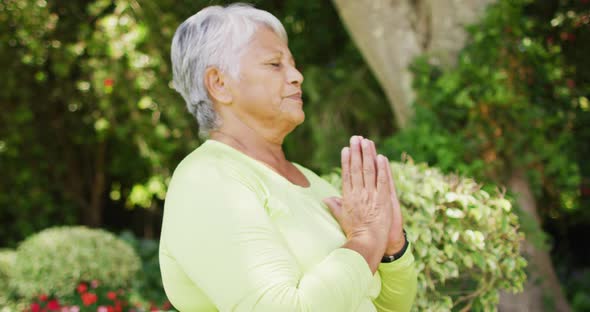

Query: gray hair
[171,3,288,137]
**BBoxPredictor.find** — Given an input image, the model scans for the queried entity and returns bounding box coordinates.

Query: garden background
[1,0,589,311]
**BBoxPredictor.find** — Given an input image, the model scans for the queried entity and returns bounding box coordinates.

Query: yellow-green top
[159,140,417,311]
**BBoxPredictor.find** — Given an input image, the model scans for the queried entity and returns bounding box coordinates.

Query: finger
[341,147,351,195]
[369,140,378,172]
[350,136,363,190]
[376,155,390,204]
[368,139,378,188]
[385,157,403,223]
[361,139,376,194]
[385,156,398,201]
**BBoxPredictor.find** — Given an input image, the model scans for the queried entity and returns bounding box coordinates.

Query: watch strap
[381,229,408,263]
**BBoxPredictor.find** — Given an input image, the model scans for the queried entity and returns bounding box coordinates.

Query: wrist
[343,235,385,274]
[348,229,387,248]
[348,232,384,252]
[385,228,407,255]
[382,230,408,263]
[385,240,405,256]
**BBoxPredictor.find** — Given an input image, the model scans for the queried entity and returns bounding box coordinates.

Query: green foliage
[12,226,141,298]
[566,269,590,312]
[0,249,16,307]
[0,0,203,246]
[381,0,585,253]
[323,160,527,311]
[118,231,168,307]
[386,0,582,210]
[380,0,590,307]
[523,1,590,308]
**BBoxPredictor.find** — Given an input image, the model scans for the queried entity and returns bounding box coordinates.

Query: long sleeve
[372,244,418,312]
[160,162,375,312]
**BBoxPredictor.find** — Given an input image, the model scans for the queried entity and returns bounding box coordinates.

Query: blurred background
[0,0,588,311]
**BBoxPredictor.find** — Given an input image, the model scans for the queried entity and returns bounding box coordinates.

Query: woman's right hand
[323,136,393,272]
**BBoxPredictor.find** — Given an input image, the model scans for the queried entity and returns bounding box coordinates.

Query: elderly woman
[159,3,417,312]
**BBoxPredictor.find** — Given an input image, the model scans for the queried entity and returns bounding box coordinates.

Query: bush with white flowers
[323,159,527,311]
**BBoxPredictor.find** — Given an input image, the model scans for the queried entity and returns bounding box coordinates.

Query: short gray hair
[171,3,288,137]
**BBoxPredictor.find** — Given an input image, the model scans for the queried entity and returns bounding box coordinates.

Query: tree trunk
[84,141,106,227]
[499,169,571,312]
[332,0,494,128]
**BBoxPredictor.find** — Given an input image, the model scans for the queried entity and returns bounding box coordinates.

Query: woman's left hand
[331,136,405,256]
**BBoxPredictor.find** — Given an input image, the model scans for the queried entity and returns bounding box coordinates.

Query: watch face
[381,255,395,263]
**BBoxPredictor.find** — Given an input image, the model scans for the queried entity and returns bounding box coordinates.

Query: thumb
[323,196,343,219]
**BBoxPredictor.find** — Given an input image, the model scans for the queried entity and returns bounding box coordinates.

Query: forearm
[373,243,418,312]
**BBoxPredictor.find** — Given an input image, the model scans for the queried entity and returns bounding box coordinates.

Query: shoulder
[167,143,267,201]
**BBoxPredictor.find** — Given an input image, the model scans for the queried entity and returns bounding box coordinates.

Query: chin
[291,110,305,125]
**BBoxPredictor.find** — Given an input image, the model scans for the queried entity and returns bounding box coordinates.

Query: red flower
[77,283,88,294]
[103,79,114,87]
[81,292,98,306]
[560,32,569,41]
[30,303,40,312]
[46,299,60,310]
[107,291,117,300]
[38,294,48,302]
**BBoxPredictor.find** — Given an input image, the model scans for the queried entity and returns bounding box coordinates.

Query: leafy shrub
[323,159,527,311]
[118,231,170,308]
[12,226,141,298]
[566,269,590,312]
[0,249,17,308]
[0,249,15,291]
[391,0,583,217]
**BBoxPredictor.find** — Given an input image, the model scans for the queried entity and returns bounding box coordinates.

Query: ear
[204,66,233,105]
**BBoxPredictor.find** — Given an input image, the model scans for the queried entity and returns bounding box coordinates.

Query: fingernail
[361,139,368,148]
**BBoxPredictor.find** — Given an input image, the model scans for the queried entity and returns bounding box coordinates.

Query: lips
[286,92,302,102]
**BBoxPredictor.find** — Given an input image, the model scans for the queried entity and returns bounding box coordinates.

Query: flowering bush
[13,226,141,299]
[0,249,17,308]
[27,281,128,312]
[323,159,527,311]
[4,227,173,311]
[24,280,173,312]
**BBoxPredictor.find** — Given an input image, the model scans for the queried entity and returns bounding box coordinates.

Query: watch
[381,229,408,263]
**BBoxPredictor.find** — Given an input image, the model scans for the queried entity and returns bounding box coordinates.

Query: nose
[287,64,304,86]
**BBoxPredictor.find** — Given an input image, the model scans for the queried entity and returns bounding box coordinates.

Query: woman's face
[225,26,304,136]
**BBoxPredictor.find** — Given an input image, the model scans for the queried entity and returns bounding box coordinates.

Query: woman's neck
[209,125,288,168]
